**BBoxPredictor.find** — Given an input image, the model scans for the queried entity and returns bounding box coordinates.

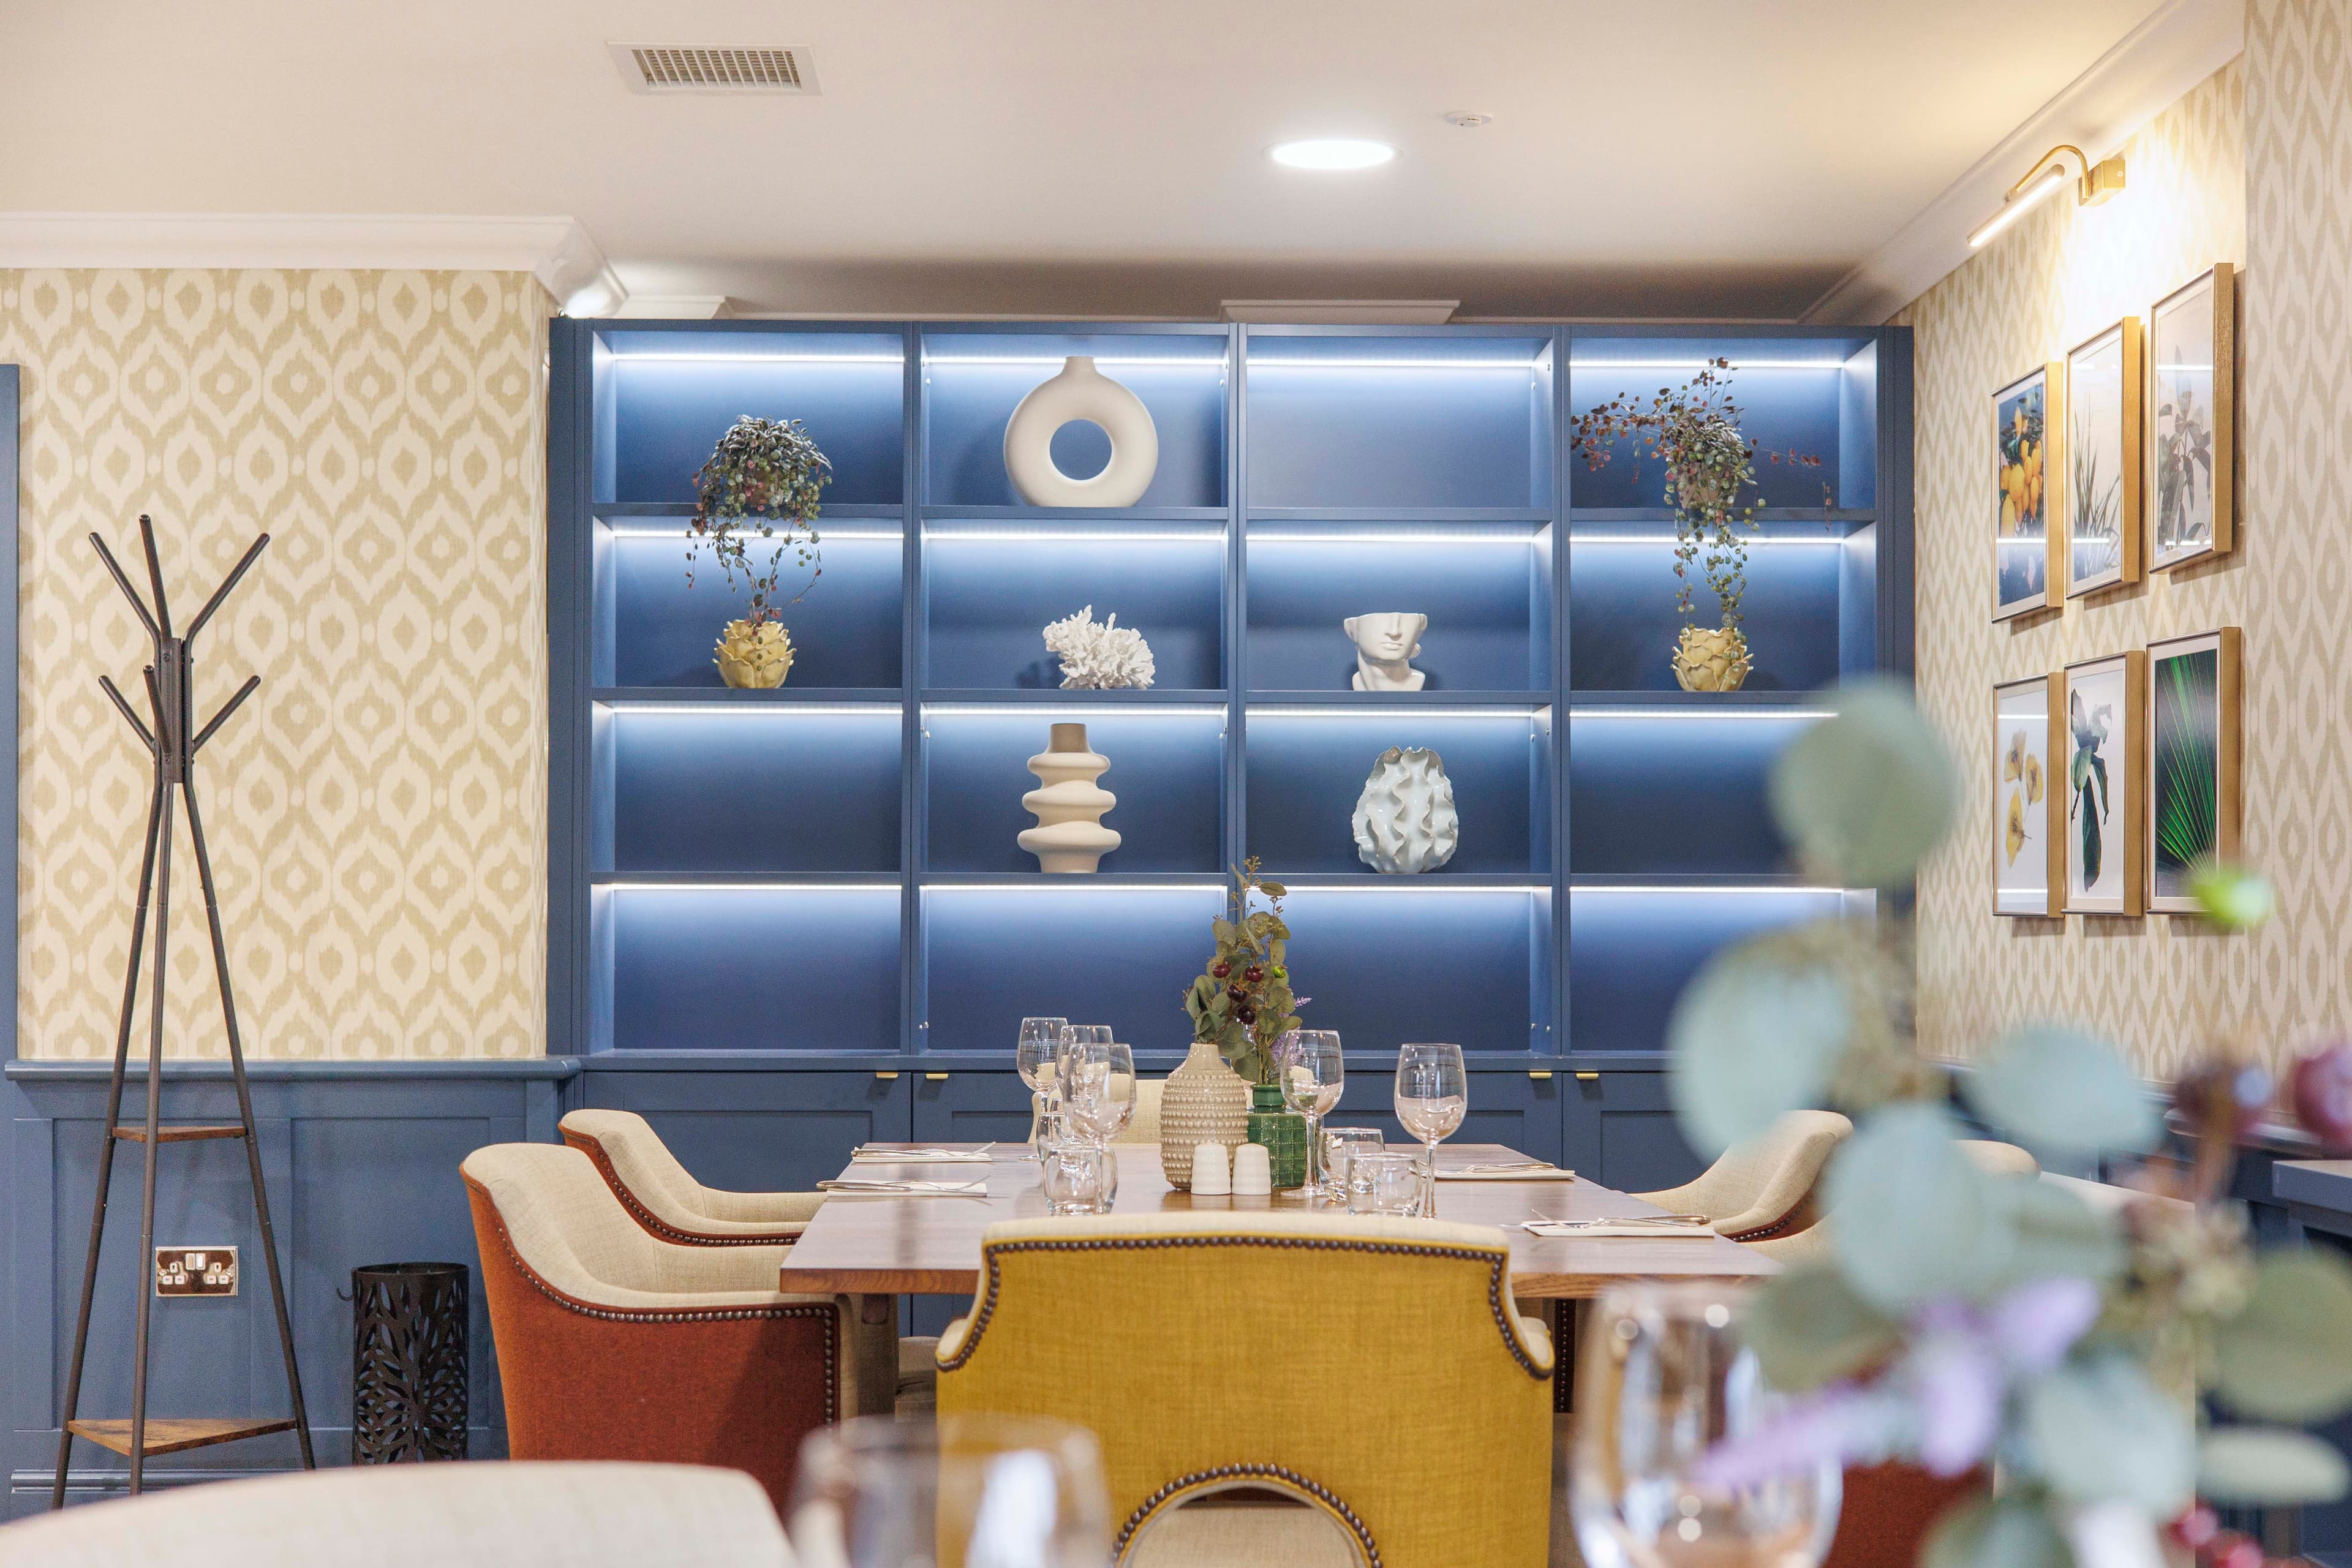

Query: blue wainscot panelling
[598,887,904,1053]
[600,706,902,874]
[923,709,1224,875]
[1567,708,1822,876]
[1562,1072,1707,1194]
[921,884,1224,1053]
[1245,708,1551,875]
[1567,886,1849,1052]
[1567,537,1854,692]
[1567,339,1875,512]
[924,533,1225,692]
[1243,533,1551,693]
[598,530,905,690]
[576,1068,913,1195]
[601,331,906,508]
[1244,334,1554,512]
[921,333,1227,510]
[1319,1070,1564,1167]
[1274,888,1552,1055]
[3,1063,566,1517]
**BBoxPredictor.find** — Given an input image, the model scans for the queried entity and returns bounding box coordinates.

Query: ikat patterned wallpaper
[0,270,549,1059]
[1907,0,2352,1081]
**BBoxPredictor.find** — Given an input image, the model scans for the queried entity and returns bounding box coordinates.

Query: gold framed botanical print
[1992,361,2064,621]
[2064,317,2142,598]
[2060,650,2146,917]
[2147,263,2236,570]
[1994,673,2064,918]
[2146,627,2244,913]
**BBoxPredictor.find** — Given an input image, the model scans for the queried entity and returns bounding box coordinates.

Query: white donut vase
[1001,355,1160,507]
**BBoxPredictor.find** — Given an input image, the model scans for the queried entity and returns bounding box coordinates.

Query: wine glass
[1055,1024,1112,1101]
[1571,1283,1842,1568]
[791,1411,1112,1567]
[1278,1030,1345,1198]
[1393,1042,1466,1218]
[1016,1017,1068,1156]
[1065,1041,1136,1148]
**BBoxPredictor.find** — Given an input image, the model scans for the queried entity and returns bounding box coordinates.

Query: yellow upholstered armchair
[935,1210,1555,1568]
[560,1108,826,1246]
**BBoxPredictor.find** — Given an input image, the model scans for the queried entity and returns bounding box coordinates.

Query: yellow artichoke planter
[1670,624,1752,693]
[715,619,795,690]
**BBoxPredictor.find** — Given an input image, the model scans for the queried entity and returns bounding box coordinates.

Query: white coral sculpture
[1042,605,1156,690]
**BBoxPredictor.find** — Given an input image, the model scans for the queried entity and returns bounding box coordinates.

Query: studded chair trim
[1118,1463,1379,1567]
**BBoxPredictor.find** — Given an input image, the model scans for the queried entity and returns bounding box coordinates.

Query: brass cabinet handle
[924,1072,951,1081]
[1528,1071,1554,1080]
[875,1071,901,1080]
[1575,1072,1600,1082]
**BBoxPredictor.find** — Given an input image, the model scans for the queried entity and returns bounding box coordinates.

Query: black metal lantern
[351,1262,469,1463]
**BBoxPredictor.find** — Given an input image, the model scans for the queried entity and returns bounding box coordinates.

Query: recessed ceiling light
[1269,138,1396,172]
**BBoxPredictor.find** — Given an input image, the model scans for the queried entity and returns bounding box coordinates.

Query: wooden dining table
[782,1142,1776,1415]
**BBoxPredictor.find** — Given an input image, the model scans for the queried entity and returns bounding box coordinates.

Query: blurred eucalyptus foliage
[1674,679,2352,1568]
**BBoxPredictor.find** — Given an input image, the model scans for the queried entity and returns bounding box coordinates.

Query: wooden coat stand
[50,516,314,1506]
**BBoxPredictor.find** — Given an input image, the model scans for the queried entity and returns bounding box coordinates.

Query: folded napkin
[850,1146,993,1163]
[1521,1218,1717,1239]
[817,1178,990,1197]
[1436,1163,1578,1182]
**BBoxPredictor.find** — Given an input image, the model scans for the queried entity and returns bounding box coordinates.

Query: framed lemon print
[1992,362,2064,621]
[1994,673,2063,917]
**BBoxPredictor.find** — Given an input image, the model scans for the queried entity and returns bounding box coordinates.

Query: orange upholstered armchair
[462,1142,869,1512]
[560,1109,826,1246]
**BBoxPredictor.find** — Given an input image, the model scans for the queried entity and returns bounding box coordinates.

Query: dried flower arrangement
[1569,360,1824,686]
[1674,684,2352,1568]
[1182,859,1302,1087]
[686,415,831,628]
[1042,605,1155,690]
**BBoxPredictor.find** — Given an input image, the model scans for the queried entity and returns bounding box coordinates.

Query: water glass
[791,1412,1111,1568]
[1278,1030,1345,1198]
[1347,1151,1424,1216]
[1394,1042,1467,1218]
[1040,1142,1116,1216]
[1321,1126,1384,1207]
[1570,1283,1841,1568]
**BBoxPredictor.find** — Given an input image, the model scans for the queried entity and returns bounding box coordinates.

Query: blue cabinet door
[1561,1071,1705,1194]
[579,1070,912,1194]
[910,1070,1035,1145]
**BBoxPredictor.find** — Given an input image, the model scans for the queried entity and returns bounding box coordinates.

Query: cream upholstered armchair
[1746,1137,2041,1263]
[1635,1109,1853,1240]
[0,1461,791,1568]
[560,1108,825,1246]
[463,1142,875,1512]
[936,1210,1554,1568]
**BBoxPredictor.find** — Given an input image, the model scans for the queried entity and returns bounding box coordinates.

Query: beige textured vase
[1017,722,1121,872]
[1159,1039,1250,1190]
[715,619,794,689]
[1670,624,1752,693]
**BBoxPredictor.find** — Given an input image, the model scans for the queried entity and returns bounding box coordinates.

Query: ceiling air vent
[608,43,820,95]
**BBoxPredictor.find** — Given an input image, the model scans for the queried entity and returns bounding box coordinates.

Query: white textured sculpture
[1018,723,1121,872]
[1003,356,1160,507]
[1352,746,1459,875]
[1042,605,1156,690]
[1343,613,1430,691]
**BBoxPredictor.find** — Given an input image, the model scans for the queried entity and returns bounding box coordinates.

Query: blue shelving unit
[546,319,1912,1073]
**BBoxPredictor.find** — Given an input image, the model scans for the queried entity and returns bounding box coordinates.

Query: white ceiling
[0,0,2184,320]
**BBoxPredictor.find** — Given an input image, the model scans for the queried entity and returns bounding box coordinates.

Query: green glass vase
[1246,1084,1308,1191]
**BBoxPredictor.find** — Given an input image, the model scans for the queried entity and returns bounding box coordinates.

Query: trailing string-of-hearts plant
[1568,358,1825,692]
[1670,682,2352,1568]
[1182,859,1302,1088]
[687,415,832,688]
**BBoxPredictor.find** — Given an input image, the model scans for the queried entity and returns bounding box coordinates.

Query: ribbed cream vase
[1159,1039,1250,1189]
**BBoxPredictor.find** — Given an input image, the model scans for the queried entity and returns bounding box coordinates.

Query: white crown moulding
[610,294,733,319]
[1221,299,1459,324]
[0,212,630,317]
[1803,0,2243,325]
